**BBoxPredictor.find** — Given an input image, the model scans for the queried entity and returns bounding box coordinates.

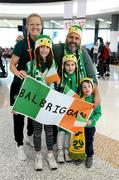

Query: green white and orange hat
[35,34,52,50]
[67,25,83,38]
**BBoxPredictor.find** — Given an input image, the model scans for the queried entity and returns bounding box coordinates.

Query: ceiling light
[97,18,104,22]
[106,21,112,24]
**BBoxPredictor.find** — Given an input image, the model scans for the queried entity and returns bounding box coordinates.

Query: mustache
[68,42,77,46]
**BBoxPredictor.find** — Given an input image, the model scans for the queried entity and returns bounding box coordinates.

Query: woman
[10,13,42,161]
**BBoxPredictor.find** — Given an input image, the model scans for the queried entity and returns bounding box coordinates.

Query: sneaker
[85,156,93,168]
[57,149,64,163]
[47,152,58,170]
[64,149,72,162]
[17,145,27,161]
[34,152,43,171]
[24,134,34,147]
[75,160,83,166]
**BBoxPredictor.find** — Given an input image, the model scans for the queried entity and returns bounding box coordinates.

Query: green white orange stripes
[12,76,93,133]
[63,85,80,99]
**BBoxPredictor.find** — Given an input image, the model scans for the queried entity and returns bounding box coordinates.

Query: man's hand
[16,35,24,41]
[94,83,100,108]
[94,94,100,109]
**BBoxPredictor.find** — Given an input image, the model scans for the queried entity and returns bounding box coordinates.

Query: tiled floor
[0,63,119,179]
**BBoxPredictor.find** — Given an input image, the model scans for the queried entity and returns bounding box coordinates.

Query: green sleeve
[82,47,97,84]
[91,104,102,124]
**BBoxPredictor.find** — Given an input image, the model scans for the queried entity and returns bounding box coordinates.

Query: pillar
[94,20,99,44]
[110,14,119,55]
[22,18,27,36]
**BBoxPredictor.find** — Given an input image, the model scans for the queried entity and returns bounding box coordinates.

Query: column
[64,1,73,29]
[76,0,86,28]
[94,20,99,44]
[110,14,119,55]
[23,18,27,36]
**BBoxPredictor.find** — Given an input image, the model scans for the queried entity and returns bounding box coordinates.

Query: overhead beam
[0,0,69,3]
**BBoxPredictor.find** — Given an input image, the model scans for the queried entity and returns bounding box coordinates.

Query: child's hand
[87,120,92,126]
[56,79,61,85]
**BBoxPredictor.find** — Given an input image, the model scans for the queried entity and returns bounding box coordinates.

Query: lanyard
[27,36,33,61]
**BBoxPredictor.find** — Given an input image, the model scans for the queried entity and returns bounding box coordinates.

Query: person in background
[105,42,111,76]
[56,53,78,163]
[93,42,99,64]
[10,13,42,161]
[0,46,6,76]
[26,34,58,171]
[97,37,105,78]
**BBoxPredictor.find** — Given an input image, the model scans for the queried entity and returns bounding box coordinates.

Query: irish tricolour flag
[63,84,80,99]
[12,76,93,133]
[45,61,60,84]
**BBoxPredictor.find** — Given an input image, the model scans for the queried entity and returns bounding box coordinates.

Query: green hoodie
[85,94,102,128]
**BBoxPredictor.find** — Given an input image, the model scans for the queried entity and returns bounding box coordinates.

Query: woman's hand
[11,110,18,115]
[16,70,28,79]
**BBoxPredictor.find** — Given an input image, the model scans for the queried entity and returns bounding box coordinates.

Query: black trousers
[85,127,96,157]
[10,81,33,146]
[97,58,104,76]
[13,114,33,146]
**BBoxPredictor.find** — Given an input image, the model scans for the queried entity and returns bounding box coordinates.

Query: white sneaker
[24,134,34,147]
[47,152,58,170]
[57,149,64,163]
[17,146,27,161]
[34,152,43,171]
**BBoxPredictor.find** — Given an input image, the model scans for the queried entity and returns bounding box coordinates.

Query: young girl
[26,34,58,170]
[74,77,102,168]
[57,53,78,163]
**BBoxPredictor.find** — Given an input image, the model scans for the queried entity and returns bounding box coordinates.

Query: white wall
[0,28,22,48]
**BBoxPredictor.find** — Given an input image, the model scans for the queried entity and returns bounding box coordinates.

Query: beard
[68,42,79,53]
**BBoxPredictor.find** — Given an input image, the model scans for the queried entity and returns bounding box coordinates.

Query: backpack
[102,46,109,60]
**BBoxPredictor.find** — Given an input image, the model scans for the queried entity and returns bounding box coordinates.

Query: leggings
[33,121,54,151]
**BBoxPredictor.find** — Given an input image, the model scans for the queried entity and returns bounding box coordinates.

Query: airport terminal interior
[0,0,119,179]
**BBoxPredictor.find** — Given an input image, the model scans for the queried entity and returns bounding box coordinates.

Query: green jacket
[85,94,102,128]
